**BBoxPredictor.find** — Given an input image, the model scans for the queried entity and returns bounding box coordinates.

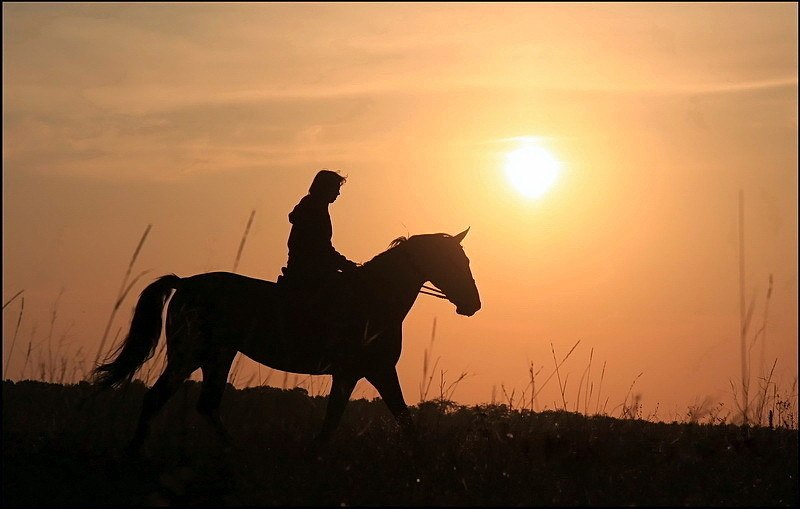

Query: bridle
[419,284,448,300]
[393,242,450,301]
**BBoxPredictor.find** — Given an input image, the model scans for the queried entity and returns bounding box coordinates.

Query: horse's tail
[92,274,181,390]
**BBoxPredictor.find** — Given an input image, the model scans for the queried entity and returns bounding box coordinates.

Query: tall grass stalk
[584,348,593,414]
[530,340,580,404]
[575,372,584,413]
[419,317,440,402]
[20,340,33,380]
[551,342,568,410]
[18,322,40,380]
[527,362,542,411]
[501,383,516,409]
[738,190,747,424]
[260,366,275,387]
[783,377,798,428]
[72,346,87,382]
[3,297,24,378]
[736,287,758,423]
[574,348,594,413]
[742,274,774,425]
[45,290,64,382]
[222,209,259,387]
[307,375,330,397]
[736,191,759,425]
[50,323,73,383]
[750,274,773,376]
[438,368,470,403]
[2,289,24,310]
[229,355,243,386]
[733,191,776,426]
[594,360,607,415]
[617,372,644,418]
[754,358,778,425]
[233,209,256,273]
[93,224,152,369]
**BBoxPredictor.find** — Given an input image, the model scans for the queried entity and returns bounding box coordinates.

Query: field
[2,379,797,506]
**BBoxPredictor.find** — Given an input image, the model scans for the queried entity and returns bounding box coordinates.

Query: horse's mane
[361,233,452,269]
[388,233,453,249]
[360,236,408,268]
[388,236,408,248]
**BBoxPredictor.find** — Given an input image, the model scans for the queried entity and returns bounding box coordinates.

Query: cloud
[4,2,796,182]
[4,90,396,181]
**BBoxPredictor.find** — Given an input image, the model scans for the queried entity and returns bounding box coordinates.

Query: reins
[419,284,448,299]
[383,237,450,301]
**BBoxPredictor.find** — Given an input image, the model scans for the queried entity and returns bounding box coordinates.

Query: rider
[279,169,358,292]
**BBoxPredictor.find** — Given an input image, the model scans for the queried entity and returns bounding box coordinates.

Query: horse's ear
[452,227,470,244]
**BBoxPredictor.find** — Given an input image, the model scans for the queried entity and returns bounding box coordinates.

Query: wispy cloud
[4,2,797,181]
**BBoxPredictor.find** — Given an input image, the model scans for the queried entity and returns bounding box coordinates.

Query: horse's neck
[360,248,424,321]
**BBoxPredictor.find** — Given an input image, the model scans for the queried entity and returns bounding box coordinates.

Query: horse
[92,228,481,453]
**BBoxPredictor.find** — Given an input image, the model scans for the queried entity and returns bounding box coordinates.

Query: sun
[504,143,561,199]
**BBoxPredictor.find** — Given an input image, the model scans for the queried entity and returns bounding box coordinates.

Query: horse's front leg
[366,366,416,441]
[314,372,359,446]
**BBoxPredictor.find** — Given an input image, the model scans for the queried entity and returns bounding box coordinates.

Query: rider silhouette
[280,170,358,292]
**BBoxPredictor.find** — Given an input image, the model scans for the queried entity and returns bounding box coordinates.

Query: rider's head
[309,170,346,203]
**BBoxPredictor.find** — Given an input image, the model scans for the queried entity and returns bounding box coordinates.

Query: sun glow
[504,142,561,199]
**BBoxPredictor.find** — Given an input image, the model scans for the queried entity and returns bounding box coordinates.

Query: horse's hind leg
[128,361,196,455]
[197,349,237,444]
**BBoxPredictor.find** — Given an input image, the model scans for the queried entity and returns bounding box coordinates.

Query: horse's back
[166,271,335,373]
[181,271,277,293]
[168,272,282,340]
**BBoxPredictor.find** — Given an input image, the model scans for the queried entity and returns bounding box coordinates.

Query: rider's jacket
[283,194,355,286]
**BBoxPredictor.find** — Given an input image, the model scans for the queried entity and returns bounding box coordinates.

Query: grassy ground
[3,380,797,506]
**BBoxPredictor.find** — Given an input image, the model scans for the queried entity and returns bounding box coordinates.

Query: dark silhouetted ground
[3,380,797,506]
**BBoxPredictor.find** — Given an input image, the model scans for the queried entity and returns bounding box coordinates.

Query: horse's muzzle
[456,301,481,316]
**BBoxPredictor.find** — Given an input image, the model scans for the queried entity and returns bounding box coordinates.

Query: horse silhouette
[93,229,480,453]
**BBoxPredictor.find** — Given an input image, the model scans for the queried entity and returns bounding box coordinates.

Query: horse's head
[402,229,481,317]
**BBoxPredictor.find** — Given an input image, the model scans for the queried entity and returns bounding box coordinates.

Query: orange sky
[3,3,797,421]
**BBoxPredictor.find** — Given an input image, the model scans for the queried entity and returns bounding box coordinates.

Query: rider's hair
[309,169,346,196]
